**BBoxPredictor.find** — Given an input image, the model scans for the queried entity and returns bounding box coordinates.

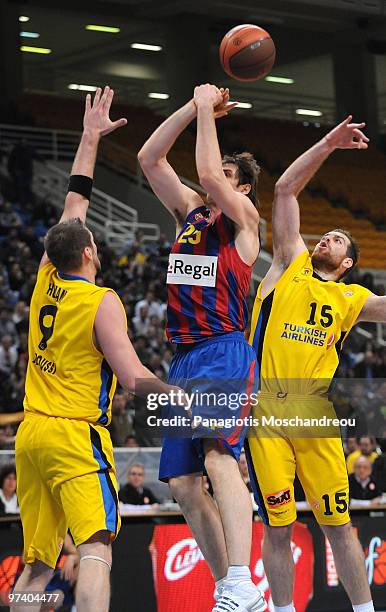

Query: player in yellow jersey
[12,87,177,612]
[247,117,386,612]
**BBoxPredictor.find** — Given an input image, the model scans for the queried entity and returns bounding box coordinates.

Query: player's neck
[312,267,340,282]
[65,267,96,284]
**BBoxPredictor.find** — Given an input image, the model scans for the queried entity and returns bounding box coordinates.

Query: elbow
[274,179,292,196]
[119,374,136,393]
[199,171,222,194]
[120,364,149,393]
[137,149,164,172]
[137,148,149,168]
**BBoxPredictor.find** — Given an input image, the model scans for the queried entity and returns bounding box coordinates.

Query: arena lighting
[131,43,162,51]
[20,46,51,54]
[20,32,40,38]
[231,101,252,109]
[68,84,98,92]
[86,25,120,33]
[148,92,169,99]
[265,76,294,84]
[296,108,323,117]
[19,15,30,22]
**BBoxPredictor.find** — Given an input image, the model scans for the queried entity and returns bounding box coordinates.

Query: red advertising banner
[150,521,314,612]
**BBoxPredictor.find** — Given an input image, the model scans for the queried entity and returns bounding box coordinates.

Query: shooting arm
[195,98,259,229]
[137,100,202,225]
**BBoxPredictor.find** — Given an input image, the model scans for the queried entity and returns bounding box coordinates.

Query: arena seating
[14,93,386,269]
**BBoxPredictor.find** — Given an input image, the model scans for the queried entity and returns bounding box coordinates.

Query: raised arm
[356,294,386,324]
[194,84,258,230]
[137,92,232,227]
[272,116,369,268]
[39,86,127,269]
[137,100,203,226]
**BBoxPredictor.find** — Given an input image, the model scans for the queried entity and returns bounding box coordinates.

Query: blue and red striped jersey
[166,205,253,344]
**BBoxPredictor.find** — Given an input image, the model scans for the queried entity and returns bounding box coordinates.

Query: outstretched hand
[83,86,127,137]
[325,115,369,150]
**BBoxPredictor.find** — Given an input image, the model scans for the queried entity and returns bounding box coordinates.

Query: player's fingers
[85,93,91,113]
[100,85,110,109]
[93,87,102,106]
[112,118,128,129]
[353,128,369,142]
[226,102,238,111]
[344,114,353,125]
[104,88,114,112]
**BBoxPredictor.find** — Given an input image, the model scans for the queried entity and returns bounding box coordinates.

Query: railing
[33,162,160,247]
[0,123,80,161]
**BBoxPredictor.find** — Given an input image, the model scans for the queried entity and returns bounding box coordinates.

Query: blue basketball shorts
[159,331,258,482]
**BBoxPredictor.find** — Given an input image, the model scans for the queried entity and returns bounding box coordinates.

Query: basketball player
[13,87,179,612]
[138,84,266,612]
[247,116,381,612]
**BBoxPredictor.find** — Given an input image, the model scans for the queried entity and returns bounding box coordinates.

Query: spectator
[0,463,19,514]
[12,301,29,334]
[372,437,386,493]
[0,202,22,232]
[346,436,378,474]
[7,139,35,206]
[119,463,159,506]
[0,334,18,375]
[108,393,134,447]
[134,291,164,320]
[345,437,359,456]
[348,456,381,502]
[124,435,139,448]
[0,307,17,338]
[132,304,150,336]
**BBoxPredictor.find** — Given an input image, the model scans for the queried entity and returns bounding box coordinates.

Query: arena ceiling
[17,0,386,128]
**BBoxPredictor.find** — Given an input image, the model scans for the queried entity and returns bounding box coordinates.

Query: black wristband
[68,175,93,200]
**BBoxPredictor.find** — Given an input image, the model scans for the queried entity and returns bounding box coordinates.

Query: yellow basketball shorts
[15,413,121,569]
[245,397,350,527]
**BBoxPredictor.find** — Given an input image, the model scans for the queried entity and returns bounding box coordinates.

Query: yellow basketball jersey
[249,250,370,394]
[24,262,123,425]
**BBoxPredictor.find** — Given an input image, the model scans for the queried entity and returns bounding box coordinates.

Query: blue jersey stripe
[227,269,240,329]
[200,223,223,334]
[98,359,113,425]
[96,471,117,533]
[252,310,263,356]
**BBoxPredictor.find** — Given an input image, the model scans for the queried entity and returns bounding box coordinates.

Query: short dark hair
[333,229,360,279]
[222,152,261,208]
[0,463,16,490]
[44,218,93,272]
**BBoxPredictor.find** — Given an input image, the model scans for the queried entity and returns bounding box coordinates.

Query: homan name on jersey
[46,282,67,303]
[281,322,327,347]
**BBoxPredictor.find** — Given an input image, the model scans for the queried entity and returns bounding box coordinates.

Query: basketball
[219,24,276,82]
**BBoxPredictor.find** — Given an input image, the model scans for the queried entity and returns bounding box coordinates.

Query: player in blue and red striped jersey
[138,84,266,612]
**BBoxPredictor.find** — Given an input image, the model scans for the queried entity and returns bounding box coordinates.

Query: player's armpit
[94,291,151,391]
[58,194,90,224]
[356,294,386,323]
[137,155,201,223]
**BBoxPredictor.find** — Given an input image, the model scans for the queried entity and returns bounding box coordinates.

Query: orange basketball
[219,24,276,82]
